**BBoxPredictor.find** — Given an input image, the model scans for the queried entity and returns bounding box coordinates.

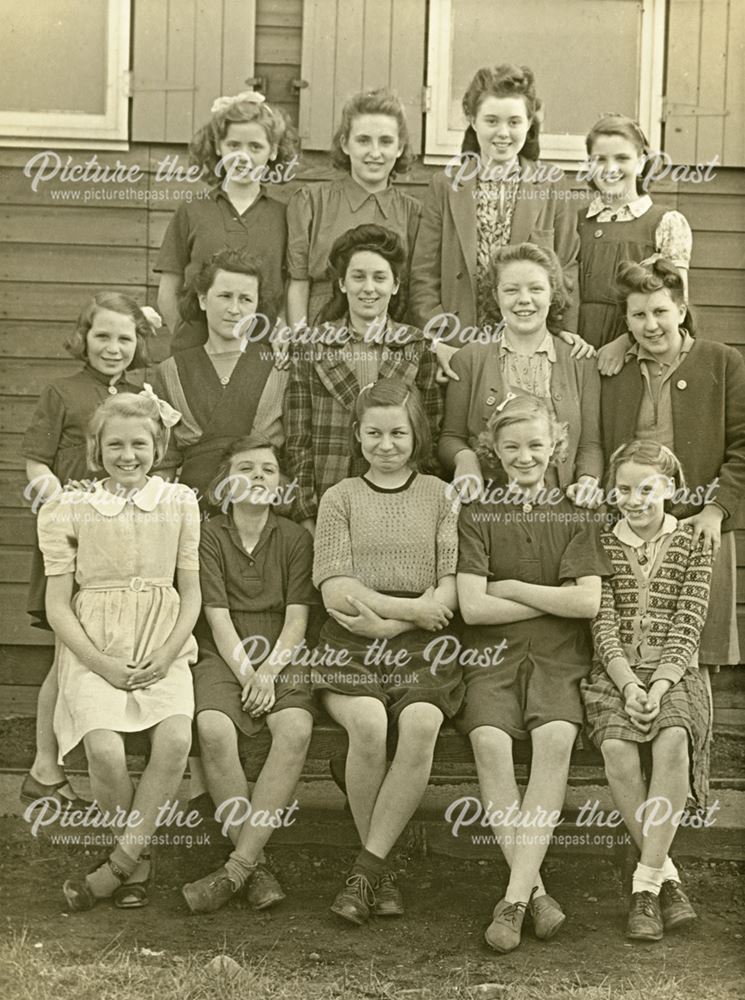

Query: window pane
[450,0,641,135]
[0,0,108,114]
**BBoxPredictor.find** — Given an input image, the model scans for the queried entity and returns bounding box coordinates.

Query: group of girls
[19,59,744,954]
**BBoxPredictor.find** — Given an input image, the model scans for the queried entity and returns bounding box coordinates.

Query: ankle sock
[85,843,137,898]
[352,847,386,883]
[661,856,680,884]
[632,862,665,897]
[224,851,257,889]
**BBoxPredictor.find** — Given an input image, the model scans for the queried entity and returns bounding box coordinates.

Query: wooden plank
[0,207,148,247]
[0,284,148,322]
[0,324,75,359]
[390,0,426,154]
[0,547,33,583]
[0,510,38,547]
[164,0,197,144]
[689,269,745,306]
[361,0,392,91]
[0,359,80,397]
[663,0,701,165]
[256,0,302,28]
[131,0,170,142]
[696,0,728,163]
[298,0,338,147]
[0,646,54,686]
[221,0,257,95]
[677,193,745,231]
[0,167,150,209]
[691,231,745,269]
[0,435,24,473]
[193,0,224,132]
[0,245,146,286]
[0,473,35,508]
[335,0,364,103]
[696,306,745,344]
[723,0,745,166]
[0,586,55,645]
[255,26,303,64]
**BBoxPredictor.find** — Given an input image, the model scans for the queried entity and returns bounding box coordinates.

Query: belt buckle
[130,576,145,592]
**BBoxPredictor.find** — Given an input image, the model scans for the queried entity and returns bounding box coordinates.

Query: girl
[21,292,156,812]
[181,436,318,913]
[37,393,200,910]
[313,379,463,925]
[439,243,603,504]
[149,248,287,508]
[578,114,692,362]
[286,88,421,330]
[409,64,584,379]
[285,224,441,532]
[455,395,611,952]
[156,90,296,352]
[582,440,713,941]
[601,258,744,676]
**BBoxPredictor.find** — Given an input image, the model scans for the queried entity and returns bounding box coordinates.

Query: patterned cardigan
[591,523,713,690]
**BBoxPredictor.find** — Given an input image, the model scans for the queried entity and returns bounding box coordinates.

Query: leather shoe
[529,893,566,939]
[626,891,663,941]
[373,871,404,917]
[330,872,376,926]
[484,898,526,953]
[20,773,94,812]
[245,864,286,910]
[182,866,241,914]
[659,880,696,930]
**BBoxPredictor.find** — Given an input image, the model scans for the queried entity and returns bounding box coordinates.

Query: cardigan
[600,338,745,531]
[408,159,581,336]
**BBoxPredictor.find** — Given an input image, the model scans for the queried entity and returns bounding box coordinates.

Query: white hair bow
[210,91,266,115]
[140,383,182,428]
[140,305,163,332]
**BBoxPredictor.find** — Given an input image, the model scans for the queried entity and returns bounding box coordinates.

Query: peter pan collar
[88,475,166,516]
[613,512,678,548]
[586,193,653,219]
[342,174,393,217]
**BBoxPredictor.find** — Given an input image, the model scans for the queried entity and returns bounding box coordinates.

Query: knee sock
[352,847,387,883]
[661,856,680,884]
[224,850,257,889]
[85,843,137,898]
[632,862,665,896]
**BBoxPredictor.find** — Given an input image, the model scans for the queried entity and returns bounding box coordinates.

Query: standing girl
[38,393,200,910]
[156,91,296,351]
[578,114,692,360]
[601,258,745,675]
[582,440,713,940]
[456,395,610,953]
[409,64,582,378]
[181,436,318,913]
[149,248,287,508]
[21,293,156,811]
[285,89,421,329]
[312,379,463,925]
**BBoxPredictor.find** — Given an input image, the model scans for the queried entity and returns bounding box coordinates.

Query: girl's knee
[85,733,126,779]
[270,709,313,755]
[197,711,236,758]
[470,726,513,768]
[531,722,577,762]
[601,738,640,774]
[397,703,443,753]
[653,727,689,766]
[151,718,192,767]
[342,701,388,747]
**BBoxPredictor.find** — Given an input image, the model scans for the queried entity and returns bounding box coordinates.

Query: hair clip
[639,252,664,268]
[360,382,376,393]
[140,305,163,333]
[140,383,182,428]
[211,91,266,115]
[494,391,518,413]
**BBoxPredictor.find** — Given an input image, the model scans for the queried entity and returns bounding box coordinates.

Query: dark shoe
[182,866,241,914]
[626,891,664,941]
[529,893,566,940]
[245,864,286,911]
[63,855,129,913]
[112,852,154,910]
[484,898,527,953]
[373,871,404,917]
[21,773,94,812]
[330,872,376,926]
[659,880,697,930]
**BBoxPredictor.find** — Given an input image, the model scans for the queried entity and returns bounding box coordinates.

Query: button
[130,577,145,592]
[676,379,687,390]
[594,229,603,238]
[456,271,463,279]
[220,375,230,386]
[553,392,562,401]
[486,395,496,406]
[610,214,617,222]
[107,386,117,395]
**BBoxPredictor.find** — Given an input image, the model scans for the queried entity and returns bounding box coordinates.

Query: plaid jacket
[284,320,443,521]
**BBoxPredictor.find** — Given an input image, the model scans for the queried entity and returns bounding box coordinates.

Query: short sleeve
[435,486,459,579]
[313,484,355,587]
[23,385,66,466]
[286,186,313,280]
[558,519,613,582]
[283,524,319,605]
[37,495,78,576]
[176,488,201,570]
[198,523,229,608]
[655,210,692,270]
[456,503,491,577]
[154,205,191,275]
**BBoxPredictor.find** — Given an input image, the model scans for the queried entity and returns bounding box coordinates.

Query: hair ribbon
[140,305,163,333]
[140,383,182,428]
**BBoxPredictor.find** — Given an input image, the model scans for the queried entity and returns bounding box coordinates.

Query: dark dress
[193,511,320,739]
[22,365,143,629]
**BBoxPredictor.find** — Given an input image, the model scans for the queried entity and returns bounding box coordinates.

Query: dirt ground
[1,817,743,999]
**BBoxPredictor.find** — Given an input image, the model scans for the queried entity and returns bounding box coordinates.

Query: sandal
[113,852,154,909]
[63,854,130,912]
[20,772,94,812]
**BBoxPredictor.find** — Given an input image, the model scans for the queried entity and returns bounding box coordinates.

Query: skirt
[699,530,739,666]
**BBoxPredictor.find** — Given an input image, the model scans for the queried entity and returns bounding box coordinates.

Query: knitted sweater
[313,473,458,593]
[591,522,712,689]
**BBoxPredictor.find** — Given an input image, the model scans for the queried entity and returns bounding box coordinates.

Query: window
[425,0,665,164]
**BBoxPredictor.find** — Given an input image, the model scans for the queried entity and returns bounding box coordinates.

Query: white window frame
[0,0,130,148]
[425,0,665,166]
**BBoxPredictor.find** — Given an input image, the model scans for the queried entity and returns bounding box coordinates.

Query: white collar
[88,475,166,516]
[586,193,653,219]
[499,330,557,361]
[613,512,678,548]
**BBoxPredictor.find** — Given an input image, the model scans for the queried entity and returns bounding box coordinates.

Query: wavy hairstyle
[350,377,431,471]
[615,256,694,334]
[179,248,271,325]
[207,433,284,510]
[461,64,542,161]
[65,291,154,368]
[585,113,655,194]
[86,392,169,471]
[330,88,413,175]
[476,393,569,482]
[489,242,569,333]
[317,224,407,324]
[605,438,686,500]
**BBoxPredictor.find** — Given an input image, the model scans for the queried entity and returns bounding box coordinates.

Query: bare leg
[83,729,133,822]
[601,738,648,851]
[322,693,388,843]
[30,651,64,784]
[640,727,690,869]
[197,710,249,846]
[365,702,443,859]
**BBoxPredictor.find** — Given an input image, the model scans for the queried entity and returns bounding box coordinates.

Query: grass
[0,931,740,1000]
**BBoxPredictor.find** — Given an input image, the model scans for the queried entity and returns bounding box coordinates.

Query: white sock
[661,857,680,884]
[632,862,665,896]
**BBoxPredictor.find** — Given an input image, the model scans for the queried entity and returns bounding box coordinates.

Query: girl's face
[495,416,554,490]
[340,250,399,328]
[100,416,155,491]
[341,114,403,190]
[85,309,138,377]
[614,460,672,534]
[496,260,552,338]
[227,447,281,507]
[199,269,260,342]
[216,121,277,184]
[356,404,414,477]
[625,288,686,364]
[470,95,530,165]
[589,134,644,202]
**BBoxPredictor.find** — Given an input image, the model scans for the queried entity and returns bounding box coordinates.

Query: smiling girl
[38,393,200,911]
[156,91,296,351]
[286,89,421,330]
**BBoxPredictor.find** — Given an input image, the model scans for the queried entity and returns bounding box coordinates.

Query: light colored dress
[37,476,199,761]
